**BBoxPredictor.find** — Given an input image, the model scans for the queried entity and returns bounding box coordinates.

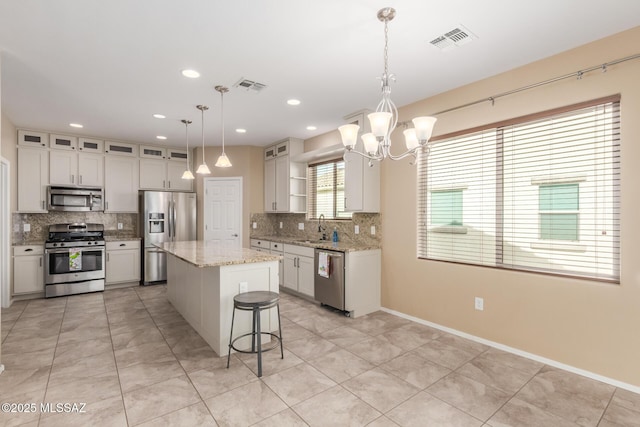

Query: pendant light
[180,119,194,180]
[195,104,211,174]
[214,85,232,168]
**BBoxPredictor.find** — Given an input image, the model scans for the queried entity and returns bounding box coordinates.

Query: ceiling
[1,1,639,149]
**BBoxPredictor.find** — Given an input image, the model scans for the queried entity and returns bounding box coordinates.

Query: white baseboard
[381,306,640,395]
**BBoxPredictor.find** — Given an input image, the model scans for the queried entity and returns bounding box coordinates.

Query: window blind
[307,159,352,220]
[418,97,620,282]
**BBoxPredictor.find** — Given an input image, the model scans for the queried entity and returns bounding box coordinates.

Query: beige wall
[193,145,264,248]
[381,26,640,387]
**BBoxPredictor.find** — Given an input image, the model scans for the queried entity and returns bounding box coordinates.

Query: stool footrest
[229,332,282,354]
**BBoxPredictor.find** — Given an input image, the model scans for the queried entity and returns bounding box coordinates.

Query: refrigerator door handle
[171,199,177,240]
[167,199,173,239]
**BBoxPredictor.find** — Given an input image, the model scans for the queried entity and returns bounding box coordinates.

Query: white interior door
[204,177,242,248]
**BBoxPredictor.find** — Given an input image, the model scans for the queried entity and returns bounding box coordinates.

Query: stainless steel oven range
[44,223,105,298]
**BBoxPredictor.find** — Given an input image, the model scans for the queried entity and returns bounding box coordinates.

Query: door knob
[232,234,239,237]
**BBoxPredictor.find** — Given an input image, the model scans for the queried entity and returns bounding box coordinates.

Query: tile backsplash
[250,212,381,247]
[12,212,138,243]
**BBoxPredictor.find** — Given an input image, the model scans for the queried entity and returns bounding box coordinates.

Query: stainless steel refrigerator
[139,191,196,284]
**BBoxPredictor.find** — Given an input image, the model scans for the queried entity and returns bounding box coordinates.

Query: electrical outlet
[475,297,484,311]
[280,222,283,229]
[370,225,376,235]
[354,225,360,234]
[239,281,248,293]
[23,223,30,232]
[252,222,257,229]
[298,223,304,230]
[117,223,123,230]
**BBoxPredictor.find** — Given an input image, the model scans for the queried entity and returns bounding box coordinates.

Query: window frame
[307,158,352,220]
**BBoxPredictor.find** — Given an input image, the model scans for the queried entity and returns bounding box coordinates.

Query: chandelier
[339,7,437,163]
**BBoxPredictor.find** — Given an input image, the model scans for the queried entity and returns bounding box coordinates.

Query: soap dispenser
[332,227,338,245]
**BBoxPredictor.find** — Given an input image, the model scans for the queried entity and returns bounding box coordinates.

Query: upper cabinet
[18,130,48,148]
[105,155,138,212]
[105,141,137,156]
[343,112,380,213]
[17,147,49,212]
[50,148,104,187]
[264,138,306,213]
[139,145,192,191]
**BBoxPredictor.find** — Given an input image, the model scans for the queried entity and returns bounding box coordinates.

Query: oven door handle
[45,247,105,254]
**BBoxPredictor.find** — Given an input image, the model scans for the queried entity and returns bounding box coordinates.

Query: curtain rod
[430,53,640,117]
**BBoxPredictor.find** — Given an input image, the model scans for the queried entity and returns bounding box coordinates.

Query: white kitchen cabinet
[17,147,49,212]
[344,249,381,317]
[49,134,78,151]
[105,141,137,156]
[18,130,48,148]
[344,150,380,212]
[78,137,104,153]
[105,155,138,212]
[282,244,314,297]
[140,145,166,159]
[139,158,167,189]
[342,111,380,213]
[140,158,192,191]
[106,240,141,284]
[270,241,285,288]
[50,150,104,186]
[264,138,306,213]
[13,245,44,295]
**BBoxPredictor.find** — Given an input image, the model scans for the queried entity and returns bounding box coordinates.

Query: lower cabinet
[13,245,45,295]
[283,244,314,297]
[106,240,141,284]
[270,241,284,288]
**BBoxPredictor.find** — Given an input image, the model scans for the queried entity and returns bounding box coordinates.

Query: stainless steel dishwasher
[314,248,345,312]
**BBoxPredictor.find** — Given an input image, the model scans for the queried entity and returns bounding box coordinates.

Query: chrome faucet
[318,214,327,240]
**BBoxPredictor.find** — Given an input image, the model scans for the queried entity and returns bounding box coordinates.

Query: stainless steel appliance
[47,186,103,212]
[139,191,196,284]
[314,248,345,312]
[44,223,105,298]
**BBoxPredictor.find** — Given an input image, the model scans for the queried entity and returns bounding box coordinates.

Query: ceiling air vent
[233,78,267,93]
[430,25,477,51]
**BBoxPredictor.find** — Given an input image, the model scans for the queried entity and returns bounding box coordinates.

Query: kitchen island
[157,240,281,356]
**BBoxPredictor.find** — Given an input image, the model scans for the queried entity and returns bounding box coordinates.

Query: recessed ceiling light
[181,69,200,78]
[287,99,301,106]
[235,128,247,134]
[156,136,167,140]
[69,123,83,128]
[306,126,317,131]
[153,114,166,119]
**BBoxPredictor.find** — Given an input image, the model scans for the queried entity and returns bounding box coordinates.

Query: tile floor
[1,285,639,426]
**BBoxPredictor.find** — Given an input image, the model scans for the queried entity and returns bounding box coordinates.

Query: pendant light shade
[214,85,232,168]
[196,104,211,174]
[180,119,195,180]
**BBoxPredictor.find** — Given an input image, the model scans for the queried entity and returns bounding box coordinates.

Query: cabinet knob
[25,248,33,252]
[119,243,126,247]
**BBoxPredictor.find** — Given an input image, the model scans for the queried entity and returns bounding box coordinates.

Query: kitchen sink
[294,239,330,244]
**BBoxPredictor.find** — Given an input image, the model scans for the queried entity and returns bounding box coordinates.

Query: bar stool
[226,291,283,377]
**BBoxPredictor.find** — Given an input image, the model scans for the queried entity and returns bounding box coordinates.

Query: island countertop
[156,240,281,268]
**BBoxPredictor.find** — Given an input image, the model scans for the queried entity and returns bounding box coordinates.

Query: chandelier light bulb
[368,112,392,138]
[403,128,419,150]
[362,133,379,155]
[412,116,438,143]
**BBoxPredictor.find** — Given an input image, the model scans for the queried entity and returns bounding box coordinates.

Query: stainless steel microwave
[47,186,104,212]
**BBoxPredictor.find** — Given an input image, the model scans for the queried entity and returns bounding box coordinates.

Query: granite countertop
[156,240,281,268]
[250,235,380,252]
[12,240,45,247]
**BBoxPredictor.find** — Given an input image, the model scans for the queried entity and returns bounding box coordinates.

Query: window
[307,159,352,220]
[431,189,463,226]
[538,183,579,241]
[418,96,620,282]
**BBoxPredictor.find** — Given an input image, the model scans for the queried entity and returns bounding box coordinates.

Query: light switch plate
[298,223,304,230]
[475,297,484,311]
[23,223,30,232]
[239,282,248,293]
[354,225,360,234]
[252,222,257,229]
[117,223,123,230]
[370,225,376,235]
[280,222,283,229]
